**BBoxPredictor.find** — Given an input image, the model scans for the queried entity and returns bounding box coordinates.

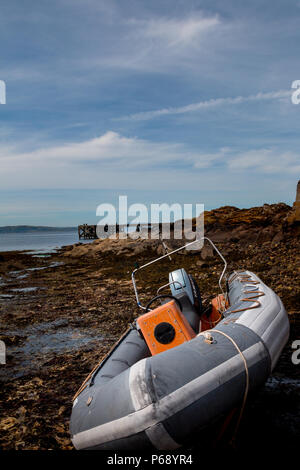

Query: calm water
[0,229,93,252]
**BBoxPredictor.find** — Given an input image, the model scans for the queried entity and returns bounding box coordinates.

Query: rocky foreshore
[0,202,299,451]
[62,202,299,258]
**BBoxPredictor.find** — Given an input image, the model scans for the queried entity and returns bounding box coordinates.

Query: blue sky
[0,0,299,226]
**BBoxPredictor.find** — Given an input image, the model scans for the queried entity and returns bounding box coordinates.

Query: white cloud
[0,131,221,189]
[92,12,222,72]
[0,131,204,168]
[139,15,220,48]
[229,149,300,174]
[117,90,292,121]
[0,131,298,190]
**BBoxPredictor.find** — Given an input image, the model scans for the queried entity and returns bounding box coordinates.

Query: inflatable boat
[70,238,289,450]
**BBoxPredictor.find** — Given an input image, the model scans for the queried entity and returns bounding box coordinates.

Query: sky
[0,0,300,226]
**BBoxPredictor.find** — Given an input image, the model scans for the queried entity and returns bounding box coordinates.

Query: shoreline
[0,204,299,450]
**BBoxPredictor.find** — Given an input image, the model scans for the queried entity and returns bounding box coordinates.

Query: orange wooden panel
[137,300,196,355]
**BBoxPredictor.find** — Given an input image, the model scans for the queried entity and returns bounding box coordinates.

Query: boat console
[132,237,228,355]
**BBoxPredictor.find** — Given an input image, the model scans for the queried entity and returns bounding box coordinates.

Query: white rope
[198,328,249,444]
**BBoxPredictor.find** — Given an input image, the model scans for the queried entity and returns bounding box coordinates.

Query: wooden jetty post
[78,224,97,239]
[77,222,179,240]
[78,224,121,239]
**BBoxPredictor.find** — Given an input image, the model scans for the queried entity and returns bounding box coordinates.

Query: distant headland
[0,226,76,233]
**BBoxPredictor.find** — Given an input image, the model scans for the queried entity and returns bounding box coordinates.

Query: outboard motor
[169,268,203,333]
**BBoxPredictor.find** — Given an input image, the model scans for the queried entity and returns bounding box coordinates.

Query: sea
[0,229,94,253]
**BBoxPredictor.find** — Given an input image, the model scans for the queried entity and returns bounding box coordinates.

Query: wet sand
[0,233,299,451]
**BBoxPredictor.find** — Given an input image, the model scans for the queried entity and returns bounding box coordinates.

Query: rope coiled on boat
[227,272,265,314]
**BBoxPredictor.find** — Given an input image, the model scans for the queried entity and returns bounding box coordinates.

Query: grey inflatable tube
[70,270,289,451]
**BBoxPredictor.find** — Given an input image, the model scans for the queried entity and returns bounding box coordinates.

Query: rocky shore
[0,202,299,451]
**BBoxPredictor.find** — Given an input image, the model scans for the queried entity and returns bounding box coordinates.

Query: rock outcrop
[63,201,298,259]
[287,180,300,225]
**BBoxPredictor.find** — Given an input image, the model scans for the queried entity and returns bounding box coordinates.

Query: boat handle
[131,237,227,310]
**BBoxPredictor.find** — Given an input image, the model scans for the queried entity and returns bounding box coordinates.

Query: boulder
[201,245,214,260]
